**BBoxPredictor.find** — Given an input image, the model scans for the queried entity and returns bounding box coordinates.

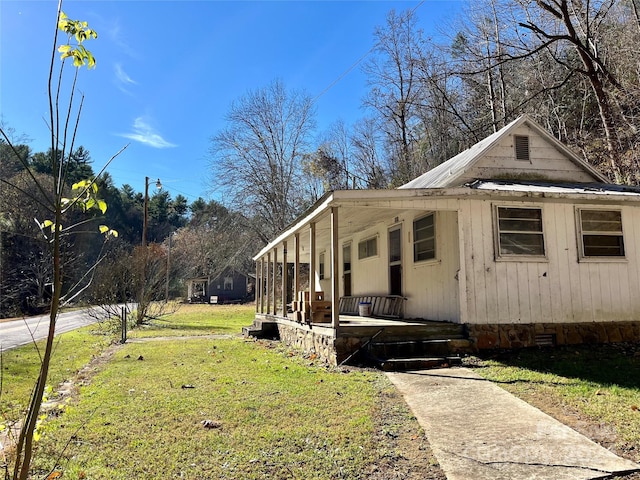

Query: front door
[389,227,402,296]
[343,243,352,296]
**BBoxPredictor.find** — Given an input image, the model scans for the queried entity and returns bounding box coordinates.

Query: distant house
[249,115,640,365]
[187,268,254,304]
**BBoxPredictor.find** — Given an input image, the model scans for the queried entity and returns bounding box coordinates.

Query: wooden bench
[338,295,405,319]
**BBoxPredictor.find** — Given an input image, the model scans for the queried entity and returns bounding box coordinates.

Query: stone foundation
[468,321,640,350]
[276,324,370,366]
[277,324,338,366]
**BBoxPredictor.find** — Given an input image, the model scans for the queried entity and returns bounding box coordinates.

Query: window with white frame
[577,209,625,257]
[413,213,435,262]
[495,206,545,257]
[319,252,326,280]
[358,236,377,260]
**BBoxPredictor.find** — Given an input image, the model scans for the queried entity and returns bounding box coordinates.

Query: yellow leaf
[99,225,109,234]
[98,199,107,214]
[72,180,88,190]
[46,471,62,480]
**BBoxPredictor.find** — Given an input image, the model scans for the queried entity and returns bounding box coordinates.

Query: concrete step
[242,320,279,339]
[370,339,452,358]
[378,356,462,372]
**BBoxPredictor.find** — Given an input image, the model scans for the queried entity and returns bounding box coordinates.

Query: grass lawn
[469,344,640,460]
[3,304,444,480]
[128,303,255,338]
[0,330,112,418]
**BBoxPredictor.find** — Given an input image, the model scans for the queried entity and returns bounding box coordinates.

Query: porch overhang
[252,183,640,332]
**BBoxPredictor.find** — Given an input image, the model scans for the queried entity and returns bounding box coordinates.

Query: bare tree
[350,117,389,189]
[209,79,316,239]
[363,9,427,185]
[513,0,627,180]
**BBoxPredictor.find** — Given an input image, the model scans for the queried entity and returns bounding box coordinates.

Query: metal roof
[470,180,640,197]
[398,115,608,189]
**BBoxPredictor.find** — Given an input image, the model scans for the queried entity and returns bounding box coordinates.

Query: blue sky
[1,0,464,203]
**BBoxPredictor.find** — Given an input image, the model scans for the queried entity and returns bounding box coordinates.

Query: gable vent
[514,135,530,161]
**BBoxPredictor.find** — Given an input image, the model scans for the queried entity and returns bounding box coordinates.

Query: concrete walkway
[387,367,640,480]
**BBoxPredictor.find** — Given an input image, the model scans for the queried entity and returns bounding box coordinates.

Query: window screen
[496,207,545,256]
[358,237,377,259]
[413,214,435,262]
[579,209,624,257]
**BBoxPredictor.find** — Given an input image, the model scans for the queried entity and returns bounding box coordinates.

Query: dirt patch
[367,378,447,480]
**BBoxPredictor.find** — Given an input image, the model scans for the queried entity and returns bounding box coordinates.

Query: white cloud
[119,117,177,149]
[114,63,137,94]
[115,63,136,85]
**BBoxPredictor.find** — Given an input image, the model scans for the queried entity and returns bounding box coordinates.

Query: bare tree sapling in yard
[0,4,124,479]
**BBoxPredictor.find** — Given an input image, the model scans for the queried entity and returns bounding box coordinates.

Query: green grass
[128,303,255,338]
[32,338,386,479]
[1,329,112,418]
[4,303,438,480]
[470,344,640,447]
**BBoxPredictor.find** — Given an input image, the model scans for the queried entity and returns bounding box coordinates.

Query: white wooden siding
[392,210,460,321]
[458,126,597,184]
[349,223,388,296]
[460,199,640,324]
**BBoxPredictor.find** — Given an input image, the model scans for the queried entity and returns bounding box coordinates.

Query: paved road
[0,305,130,352]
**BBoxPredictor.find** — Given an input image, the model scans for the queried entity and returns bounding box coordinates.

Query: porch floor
[246,312,472,367]
[252,311,466,340]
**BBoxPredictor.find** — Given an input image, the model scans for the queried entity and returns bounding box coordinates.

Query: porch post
[272,248,278,315]
[293,233,300,302]
[282,241,288,318]
[266,252,271,314]
[259,258,265,314]
[309,222,316,295]
[330,207,340,329]
[255,262,259,313]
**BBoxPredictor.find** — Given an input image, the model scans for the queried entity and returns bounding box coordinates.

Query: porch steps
[378,356,463,372]
[365,326,473,371]
[242,318,279,339]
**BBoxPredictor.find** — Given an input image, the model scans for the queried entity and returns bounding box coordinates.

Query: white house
[249,115,640,365]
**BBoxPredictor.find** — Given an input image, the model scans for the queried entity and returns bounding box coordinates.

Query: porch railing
[338,295,405,319]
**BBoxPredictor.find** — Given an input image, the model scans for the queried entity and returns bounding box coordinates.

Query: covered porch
[249,189,470,366]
